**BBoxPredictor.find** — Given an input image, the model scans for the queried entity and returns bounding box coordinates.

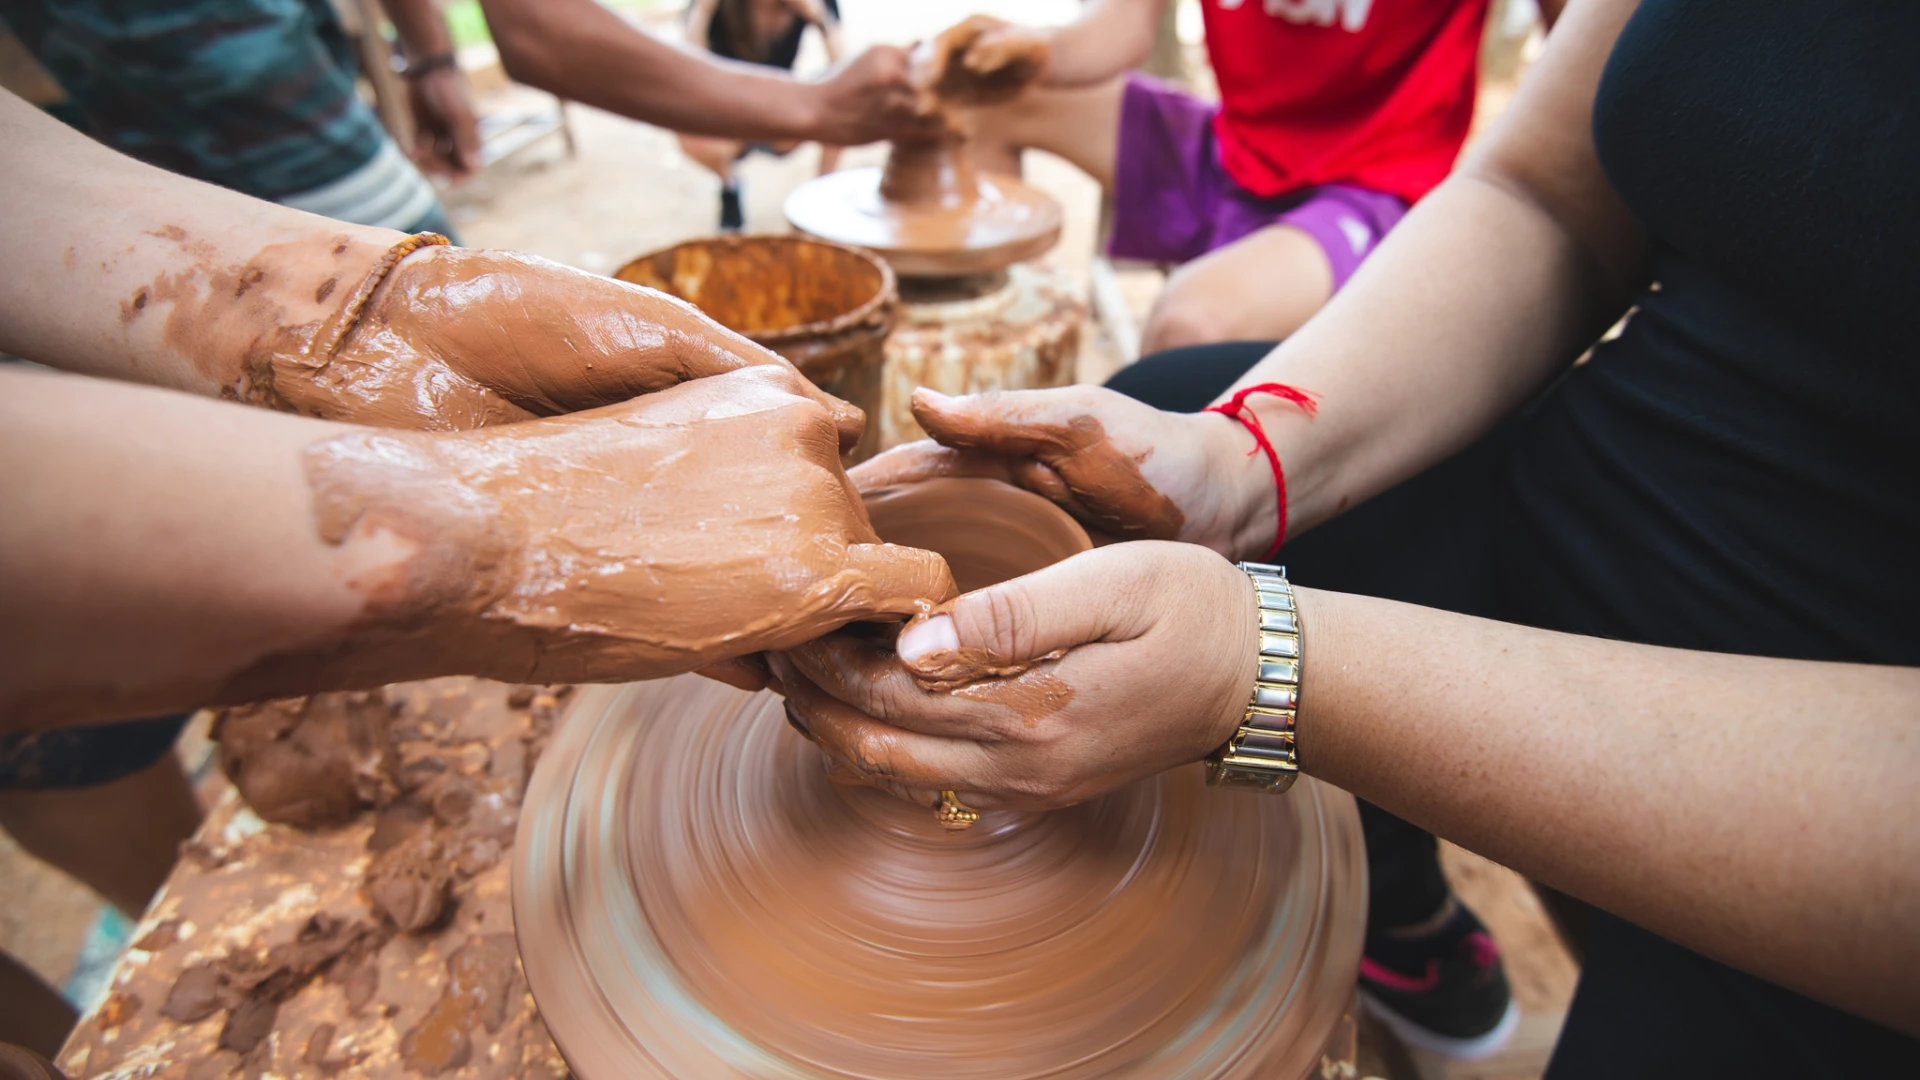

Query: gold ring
[934,790,979,831]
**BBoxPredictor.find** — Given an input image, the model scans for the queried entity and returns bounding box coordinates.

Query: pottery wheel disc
[784,166,1064,276]
[516,680,1365,1079]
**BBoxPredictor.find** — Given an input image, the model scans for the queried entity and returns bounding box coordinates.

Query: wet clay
[514,479,1367,1079]
[784,150,1062,278]
[861,476,1088,592]
[212,692,399,829]
[909,16,1051,115]
[517,686,1365,1080]
[399,934,520,1075]
[615,236,897,461]
[62,679,569,1080]
[862,477,1085,688]
[159,914,385,1059]
[784,20,1060,276]
[138,225,861,438]
[362,830,453,933]
[215,368,951,703]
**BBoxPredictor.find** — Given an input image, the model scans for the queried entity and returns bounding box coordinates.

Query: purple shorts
[1108,75,1409,289]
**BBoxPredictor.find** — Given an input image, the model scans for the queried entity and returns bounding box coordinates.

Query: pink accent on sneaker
[1359,956,1440,993]
[1465,931,1500,968]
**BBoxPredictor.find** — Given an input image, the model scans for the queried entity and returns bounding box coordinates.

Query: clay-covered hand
[911,16,1051,115]
[808,45,948,146]
[851,386,1277,557]
[248,242,866,447]
[772,541,1257,810]
[280,365,954,691]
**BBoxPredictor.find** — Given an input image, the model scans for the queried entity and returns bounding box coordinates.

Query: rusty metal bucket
[614,235,897,461]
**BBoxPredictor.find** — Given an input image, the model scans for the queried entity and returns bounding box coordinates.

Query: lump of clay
[213,691,398,828]
[912,15,1049,114]
[362,830,452,933]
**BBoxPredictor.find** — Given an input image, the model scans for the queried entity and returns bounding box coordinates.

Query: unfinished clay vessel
[515,479,1365,1079]
[784,134,1062,278]
[615,235,896,460]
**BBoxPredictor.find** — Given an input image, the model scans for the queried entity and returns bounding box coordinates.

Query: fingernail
[896,615,959,663]
[783,702,812,739]
[914,388,952,406]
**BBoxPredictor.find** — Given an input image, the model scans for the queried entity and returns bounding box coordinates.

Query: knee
[1140,291,1230,354]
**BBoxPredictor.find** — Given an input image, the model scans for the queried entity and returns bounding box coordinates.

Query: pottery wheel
[514,480,1365,1079]
[784,166,1063,278]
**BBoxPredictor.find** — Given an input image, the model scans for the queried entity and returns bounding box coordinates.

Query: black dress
[1108,0,1920,1073]
[707,0,839,72]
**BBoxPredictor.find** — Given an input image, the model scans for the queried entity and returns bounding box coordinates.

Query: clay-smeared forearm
[0,90,403,398]
[1294,586,1920,1038]
[0,366,951,732]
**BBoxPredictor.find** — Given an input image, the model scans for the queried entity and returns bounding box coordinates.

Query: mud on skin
[212,368,953,701]
[135,225,864,442]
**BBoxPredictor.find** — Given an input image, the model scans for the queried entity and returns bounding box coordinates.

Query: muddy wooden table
[56,679,567,1080]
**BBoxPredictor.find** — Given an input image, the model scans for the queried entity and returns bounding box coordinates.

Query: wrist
[1202,561,1301,792]
[1289,585,1341,776]
[302,427,523,676]
[1198,411,1281,561]
[785,79,835,143]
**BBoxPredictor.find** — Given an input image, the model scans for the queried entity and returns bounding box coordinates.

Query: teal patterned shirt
[0,0,387,199]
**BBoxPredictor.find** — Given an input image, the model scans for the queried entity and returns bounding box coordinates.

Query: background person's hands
[405,65,483,178]
[807,45,945,145]
[279,365,954,693]
[253,243,866,447]
[851,387,1277,557]
[909,15,1051,114]
[771,542,1257,811]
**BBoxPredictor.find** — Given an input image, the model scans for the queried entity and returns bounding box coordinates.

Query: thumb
[836,541,957,619]
[894,545,1154,681]
[910,387,1068,459]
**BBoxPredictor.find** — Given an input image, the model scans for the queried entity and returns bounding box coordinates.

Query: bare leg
[1139,224,1335,353]
[676,132,743,184]
[817,144,842,175]
[970,80,1124,187]
[0,753,202,919]
[0,950,77,1057]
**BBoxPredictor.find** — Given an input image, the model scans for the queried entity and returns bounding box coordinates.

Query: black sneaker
[719,182,744,232]
[1359,902,1519,1058]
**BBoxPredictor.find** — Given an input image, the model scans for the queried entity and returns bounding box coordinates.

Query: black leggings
[1106,342,1920,1078]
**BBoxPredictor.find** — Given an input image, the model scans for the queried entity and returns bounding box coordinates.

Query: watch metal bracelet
[1204,561,1300,793]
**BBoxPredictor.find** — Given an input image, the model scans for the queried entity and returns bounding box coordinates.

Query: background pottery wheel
[784,166,1063,277]
[515,480,1366,1079]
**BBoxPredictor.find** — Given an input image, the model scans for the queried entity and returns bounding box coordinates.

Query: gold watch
[1204,561,1300,793]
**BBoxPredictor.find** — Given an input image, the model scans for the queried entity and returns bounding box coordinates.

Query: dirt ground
[3,2,1574,1075]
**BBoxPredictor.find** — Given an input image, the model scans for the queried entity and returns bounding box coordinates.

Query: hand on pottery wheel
[247,239,866,447]
[810,45,949,145]
[852,386,1279,557]
[773,541,1257,810]
[910,15,1051,119]
[294,365,953,687]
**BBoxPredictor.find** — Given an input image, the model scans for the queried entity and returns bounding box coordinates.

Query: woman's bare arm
[1300,587,1920,1037]
[1229,0,1651,537]
[1031,0,1163,88]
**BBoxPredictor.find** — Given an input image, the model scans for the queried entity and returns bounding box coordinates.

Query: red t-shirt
[1201,0,1491,204]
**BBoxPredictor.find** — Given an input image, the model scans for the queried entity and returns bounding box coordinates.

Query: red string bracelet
[1205,383,1320,561]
